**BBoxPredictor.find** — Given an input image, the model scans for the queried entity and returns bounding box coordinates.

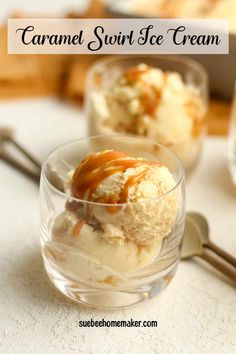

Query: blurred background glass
[86,55,208,173]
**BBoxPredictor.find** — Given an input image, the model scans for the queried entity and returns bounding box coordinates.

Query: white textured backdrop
[0,98,235,354]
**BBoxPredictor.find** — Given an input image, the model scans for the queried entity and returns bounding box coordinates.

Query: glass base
[43,257,178,309]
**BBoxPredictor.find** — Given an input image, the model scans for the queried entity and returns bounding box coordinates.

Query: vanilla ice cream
[89,63,205,170]
[48,149,178,278]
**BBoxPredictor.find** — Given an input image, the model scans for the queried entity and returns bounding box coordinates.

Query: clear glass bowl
[40,136,185,309]
[86,55,208,173]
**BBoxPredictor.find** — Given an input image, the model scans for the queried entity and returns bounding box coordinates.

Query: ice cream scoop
[89,63,205,171]
[51,149,178,274]
[51,211,162,275]
[69,149,178,245]
[90,64,204,144]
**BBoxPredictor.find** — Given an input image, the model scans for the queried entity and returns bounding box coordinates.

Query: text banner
[8,18,229,55]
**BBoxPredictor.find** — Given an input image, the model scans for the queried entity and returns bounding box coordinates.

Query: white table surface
[0,98,236,354]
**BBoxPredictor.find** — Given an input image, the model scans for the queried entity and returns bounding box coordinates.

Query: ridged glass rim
[41,135,184,207]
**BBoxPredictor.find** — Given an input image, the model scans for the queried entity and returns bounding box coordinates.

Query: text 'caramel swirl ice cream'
[51,150,178,274]
[89,63,206,169]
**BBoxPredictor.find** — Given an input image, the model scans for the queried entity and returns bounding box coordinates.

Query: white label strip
[8,18,229,55]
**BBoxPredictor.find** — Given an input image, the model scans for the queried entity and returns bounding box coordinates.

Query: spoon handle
[0,127,41,171]
[10,137,41,170]
[201,250,236,284]
[1,149,40,184]
[205,241,236,268]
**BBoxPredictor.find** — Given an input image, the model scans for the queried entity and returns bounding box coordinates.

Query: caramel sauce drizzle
[140,86,162,117]
[124,65,148,84]
[185,100,205,138]
[71,150,161,206]
[72,219,86,237]
[123,66,167,118]
[192,117,206,138]
[98,276,117,286]
[119,168,149,204]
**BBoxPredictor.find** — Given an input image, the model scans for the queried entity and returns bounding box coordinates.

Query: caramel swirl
[71,150,161,204]
[119,168,149,204]
[124,65,167,117]
[72,220,86,237]
[124,65,148,84]
[140,85,161,117]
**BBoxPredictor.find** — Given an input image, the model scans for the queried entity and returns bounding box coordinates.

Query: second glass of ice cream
[86,55,208,172]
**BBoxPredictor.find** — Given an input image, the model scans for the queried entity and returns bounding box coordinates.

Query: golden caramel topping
[72,219,86,237]
[98,276,117,285]
[140,85,161,116]
[71,150,161,204]
[123,66,168,117]
[119,168,149,204]
[185,100,205,138]
[192,117,206,138]
[124,65,148,84]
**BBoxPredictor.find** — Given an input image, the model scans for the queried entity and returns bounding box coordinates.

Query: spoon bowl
[187,212,209,245]
[187,212,236,267]
[181,216,203,259]
[182,213,236,284]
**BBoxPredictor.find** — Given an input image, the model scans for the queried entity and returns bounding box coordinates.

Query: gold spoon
[182,217,236,284]
[187,212,236,267]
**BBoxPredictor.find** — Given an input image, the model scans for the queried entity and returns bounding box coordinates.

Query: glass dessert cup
[40,136,185,309]
[86,55,208,174]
